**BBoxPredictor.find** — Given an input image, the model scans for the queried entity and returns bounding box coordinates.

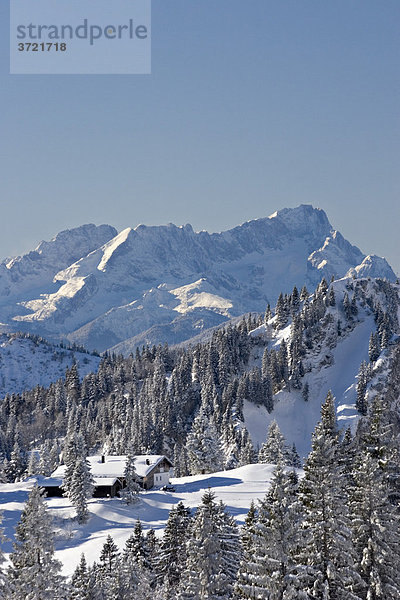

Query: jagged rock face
[0,205,396,352]
[0,224,117,302]
[347,255,397,280]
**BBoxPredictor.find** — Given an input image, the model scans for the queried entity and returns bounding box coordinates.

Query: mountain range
[0,205,396,353]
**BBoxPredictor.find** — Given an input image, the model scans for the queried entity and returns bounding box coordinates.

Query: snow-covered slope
[0,333,100,397]
[0,463,279,575]
[0,223,117,334]
[0,206,396,352]
[243,278,399,458]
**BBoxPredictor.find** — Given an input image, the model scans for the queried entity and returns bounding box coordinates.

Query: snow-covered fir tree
[62,432,86,495]
[7,440,26,482]
[186,404,224,475]
[178,490,240,599]
[7,486,66,599]
[258,420,292,465]
[298,395,363,600]
[351,450,400,599]
[26,451,40,477]
[359,395,400,505]
[235,460,307,599]
[356,361,370,416]
[239,500,258,561]
[69,455,95,524]
[156,501,192,592]
[368,332,381,363]
[62,432,94,523]
[123,520,150,570]
[70,554,92,600]
[275,293,289,329]
[93,534,125,600]
[99,534,120,574]
[122,447,140,504]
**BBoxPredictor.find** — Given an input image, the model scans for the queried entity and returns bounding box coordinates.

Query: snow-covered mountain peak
[171,279,233,315]
[269,204,331,234]
[97,227,133,272]
[0,224,117,305]
[347,254,397,280]
[133,221,194,236]
[308,230,365,278]
[0,205,396,352]
[34,223,117,257]
[5,224,117,271]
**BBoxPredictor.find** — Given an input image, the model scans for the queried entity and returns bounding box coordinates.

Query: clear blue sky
[1,1,399,272]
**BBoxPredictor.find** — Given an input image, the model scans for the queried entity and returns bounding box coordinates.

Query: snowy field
[0,464,280,576]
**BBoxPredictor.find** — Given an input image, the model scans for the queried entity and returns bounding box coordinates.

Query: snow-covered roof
[36,475,62,487]
[37,474,119,488]
[133,455,173,477]
[93,477,118,487]
[50,454,172,480]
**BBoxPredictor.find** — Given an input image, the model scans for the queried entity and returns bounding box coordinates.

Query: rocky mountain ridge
[0,205,396,352]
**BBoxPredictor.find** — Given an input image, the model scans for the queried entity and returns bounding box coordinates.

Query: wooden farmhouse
[38,454,173,498]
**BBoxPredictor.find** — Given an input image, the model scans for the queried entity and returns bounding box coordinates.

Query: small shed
[92,477,123,498]
[36,476,63,497]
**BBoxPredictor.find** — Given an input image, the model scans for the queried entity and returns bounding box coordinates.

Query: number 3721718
[18,43,67,51]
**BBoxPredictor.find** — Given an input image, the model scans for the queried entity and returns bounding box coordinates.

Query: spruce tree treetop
[258,420,289,465]
[99,534,120,574]
[320,389,337,438]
